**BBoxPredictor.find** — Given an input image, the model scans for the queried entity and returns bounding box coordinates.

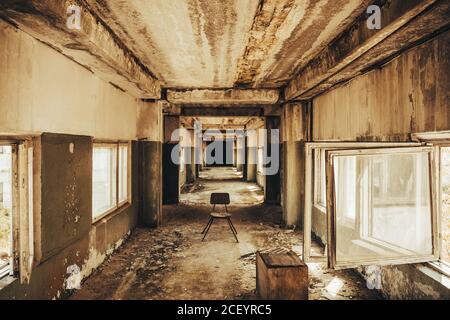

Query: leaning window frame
[313,149,327,211]
[92,141,131,223]
[303,142,423,263]
[325,146,439,269]
[412,131,450,276]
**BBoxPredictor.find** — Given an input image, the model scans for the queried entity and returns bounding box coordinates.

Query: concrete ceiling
[84,0,371,89]
[181,116,261,129]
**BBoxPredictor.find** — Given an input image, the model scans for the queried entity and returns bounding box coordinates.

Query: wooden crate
[256,250,308,300]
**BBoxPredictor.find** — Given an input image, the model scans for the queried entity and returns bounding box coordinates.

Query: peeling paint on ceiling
[84,0,370,89]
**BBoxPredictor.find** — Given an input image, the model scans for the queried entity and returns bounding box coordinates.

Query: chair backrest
[210,193,230,205]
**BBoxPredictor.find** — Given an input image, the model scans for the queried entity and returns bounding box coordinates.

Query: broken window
[327,147,437,269]
[0,145,13,278]
[93,143,130,221]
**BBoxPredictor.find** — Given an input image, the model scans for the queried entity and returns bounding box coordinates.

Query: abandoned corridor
[71,167,380,300]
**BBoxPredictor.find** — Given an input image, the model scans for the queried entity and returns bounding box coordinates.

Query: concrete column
[265,116,281,205]
[282,141,304,227]
[163,115,180,204]
[233,139,238,167]
[140,141,162,227]
[280,102,310,227]
[186,130,196,183]
[246,129,257,182]
[236,135,245,172]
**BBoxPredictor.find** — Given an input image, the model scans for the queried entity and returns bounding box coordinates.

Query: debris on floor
[71,201,381,300]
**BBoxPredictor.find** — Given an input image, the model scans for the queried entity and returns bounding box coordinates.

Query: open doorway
[178,116,266,207]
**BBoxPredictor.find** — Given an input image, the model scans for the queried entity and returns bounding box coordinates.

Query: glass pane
[315,149,327,207]
[441,147,450,264]
[93,147,117,219]
[0,146,13,274]
[118,145,128,204]
[333,151,433,265]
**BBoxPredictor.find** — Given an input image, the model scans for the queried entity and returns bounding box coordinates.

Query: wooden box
[256,250,308,300]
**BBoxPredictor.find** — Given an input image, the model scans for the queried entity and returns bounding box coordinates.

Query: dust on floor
[180,167,263,206]
[70,202,381,300]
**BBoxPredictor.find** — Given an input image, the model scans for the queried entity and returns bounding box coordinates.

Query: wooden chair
[201,193,239,243]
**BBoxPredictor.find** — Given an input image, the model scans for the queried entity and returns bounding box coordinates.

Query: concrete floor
[180,167,262,206]
[70,167,381,300]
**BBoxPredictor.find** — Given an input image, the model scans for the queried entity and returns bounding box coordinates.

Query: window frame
[118,143,131,207]
[436,144,450,271]
[313,149,327,211]
[412,131,450,276]
[0,142,16,279]
[0,138,34,283]
[92,141,131,223]
[304,142,423,263]
[326,146,439,269]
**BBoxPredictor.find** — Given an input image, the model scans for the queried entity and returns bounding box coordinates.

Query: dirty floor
[70,167,381,300]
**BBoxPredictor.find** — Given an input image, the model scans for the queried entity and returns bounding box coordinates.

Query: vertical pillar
[282,140,304,226]
[186,129,196,183]
[233,138,238,167]
[246,129,257,182]
[236,134,245,173]
[281,102,311,227]
[140,141,162,227]
[265,116,281,205]
[163,115,180,204]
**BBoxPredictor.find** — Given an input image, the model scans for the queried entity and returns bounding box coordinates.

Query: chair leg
[201,217,213,234]
[228,217,238,234]
[202,218,214,242]
[227,218,239,243]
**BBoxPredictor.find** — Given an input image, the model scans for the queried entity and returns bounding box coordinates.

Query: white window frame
[435,144,450,274]
[92,142,131,223]
[304,142,422,263]
[0,139,34,283]
[326,146,439,269]
[118,143,130,206]
[412,131,450,276]
[313,149,327,211]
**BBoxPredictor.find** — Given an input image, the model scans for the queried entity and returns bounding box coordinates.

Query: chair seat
[210,212,231,218]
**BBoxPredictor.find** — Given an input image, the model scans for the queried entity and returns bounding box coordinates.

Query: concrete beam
[167,89,279,105]
[181,107,264,117]
[303,1,450,99]
[285,0,442,101]
[0,0,161,99]
[198,124,246,131]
